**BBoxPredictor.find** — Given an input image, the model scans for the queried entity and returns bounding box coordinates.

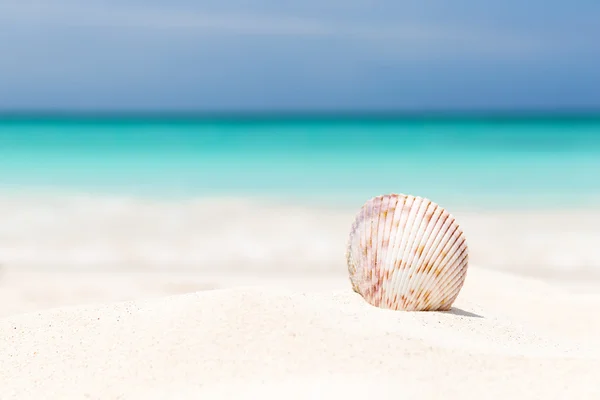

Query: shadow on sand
[442,307,484,318]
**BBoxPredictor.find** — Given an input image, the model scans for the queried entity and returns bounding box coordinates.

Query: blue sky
[0,0,599,112]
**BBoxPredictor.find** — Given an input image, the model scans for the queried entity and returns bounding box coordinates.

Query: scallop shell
[346,194,469,311]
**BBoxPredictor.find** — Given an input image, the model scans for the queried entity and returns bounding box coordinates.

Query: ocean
[1,115,599,275]
[1,115,600,210]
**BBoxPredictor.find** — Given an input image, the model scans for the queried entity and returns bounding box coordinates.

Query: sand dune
[1,195,599,398]
[1,267,599,399]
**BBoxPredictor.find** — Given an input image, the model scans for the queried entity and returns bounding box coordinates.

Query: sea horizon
[1,112,600,210]
[2,108,600,120]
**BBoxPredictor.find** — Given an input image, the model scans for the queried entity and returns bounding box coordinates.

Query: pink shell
[346,194,469,311]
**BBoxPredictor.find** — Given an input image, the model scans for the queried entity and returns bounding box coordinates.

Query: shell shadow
[442,307,484,318]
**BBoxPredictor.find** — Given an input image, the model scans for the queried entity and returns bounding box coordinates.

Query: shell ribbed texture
[346,194,469,311]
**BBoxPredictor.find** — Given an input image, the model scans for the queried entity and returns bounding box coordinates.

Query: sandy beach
[3,0,600,396]
[1,195,599,399]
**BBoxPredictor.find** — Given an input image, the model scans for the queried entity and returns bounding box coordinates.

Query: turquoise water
[1,115,600,209]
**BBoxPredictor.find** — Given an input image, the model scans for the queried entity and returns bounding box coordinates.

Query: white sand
[1,194,600,398]
[1,194,600,278]
[1,267,600,399]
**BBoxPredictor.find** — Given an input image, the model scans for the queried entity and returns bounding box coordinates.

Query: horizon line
[1,108,600,121]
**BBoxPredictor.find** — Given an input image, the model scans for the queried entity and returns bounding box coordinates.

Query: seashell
[346,194,469,311]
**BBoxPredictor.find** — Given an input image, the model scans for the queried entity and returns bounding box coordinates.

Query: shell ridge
[386,194,409,309]
[362,198,376,300]
[407,208,454,309]
[391,195,420,310]
[396,197,431,310]
[404,200,443,309]
[445,259,469,307]
[378,195,399,308]
[370,196,385,305]
[350,203,370,290]
[438,238,468,289]
[349,207,368,293]
[404,204,447,309]
[428,246,468,310]
[432,244,469,309]
[352,200,370,297]
[374,196,389,303]
[413,222,461,307]
[415,222,464,308]
[346,206,362,287]
[442,250,469,301]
